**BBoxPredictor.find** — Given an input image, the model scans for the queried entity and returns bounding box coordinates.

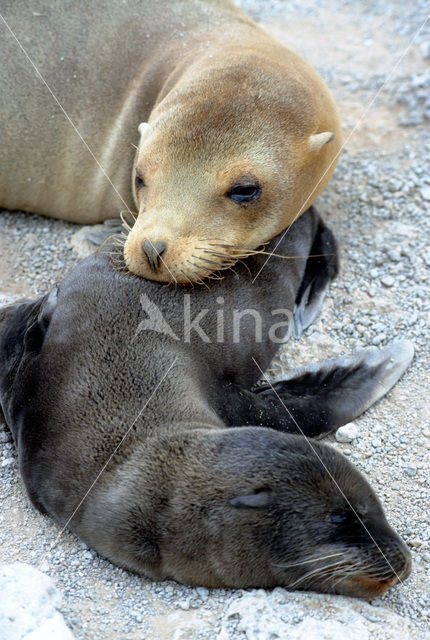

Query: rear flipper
[249,341,414,438]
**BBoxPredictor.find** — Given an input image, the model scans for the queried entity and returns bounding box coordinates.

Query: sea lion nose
[141,240,167,270]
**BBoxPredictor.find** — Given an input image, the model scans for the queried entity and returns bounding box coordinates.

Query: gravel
[1,1,429,638]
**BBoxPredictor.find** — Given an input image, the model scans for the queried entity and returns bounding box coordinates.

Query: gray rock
[0,430,12,443]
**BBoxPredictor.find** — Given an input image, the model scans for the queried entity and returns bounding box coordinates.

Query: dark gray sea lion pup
[0,209,413,597]
[1,0,341,283]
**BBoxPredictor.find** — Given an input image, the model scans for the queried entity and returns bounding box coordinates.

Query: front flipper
[71,217,130,258]
[0,287,58,435]
[293,213,339,338]
[251,341,414,438]
[84,217,125,246]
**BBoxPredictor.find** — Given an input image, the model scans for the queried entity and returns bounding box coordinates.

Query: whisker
[178,268,195,289]
[286,559,350,590]
[200,245,334,262]
[191,254,221,267]
[235,258,252,276]
[186,260,224,281]
[187,269,211,290]
[120,208,136,226]
[272,552,345,570]
[329,564,366,590]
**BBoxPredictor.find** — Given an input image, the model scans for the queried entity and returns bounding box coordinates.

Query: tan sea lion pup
[1,0,341,282]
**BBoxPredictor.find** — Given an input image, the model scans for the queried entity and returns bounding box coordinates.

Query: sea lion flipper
[0,288,58,441]
[253,341,414,438]
[83,218,125,247]
[0,287,58,371]
[293,214,339,338]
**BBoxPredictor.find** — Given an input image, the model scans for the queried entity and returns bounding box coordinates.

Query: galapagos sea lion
[0,208,413,596]
[1,0,341,283]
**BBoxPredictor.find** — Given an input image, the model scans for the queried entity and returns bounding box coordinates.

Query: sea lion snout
[338,528,412,598]
[141,240,168,271]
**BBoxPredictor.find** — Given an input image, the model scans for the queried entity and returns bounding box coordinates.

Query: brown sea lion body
[1,0,341,282]
[0,209,413,596]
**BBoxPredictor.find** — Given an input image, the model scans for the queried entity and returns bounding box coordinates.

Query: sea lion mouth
[350,575,399,597]
[119,233,266,285]
[272,544,412,598]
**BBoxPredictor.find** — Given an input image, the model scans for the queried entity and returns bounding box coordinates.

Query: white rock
[420,42,430,59]
[335,422,359,442]
[0,563,74,640]
[217,590,427,640]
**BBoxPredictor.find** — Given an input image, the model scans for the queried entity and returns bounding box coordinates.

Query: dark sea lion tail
[253,341,414,438]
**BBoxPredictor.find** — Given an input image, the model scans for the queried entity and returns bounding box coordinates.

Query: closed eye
[227,184,261,204]
[330,508,349,524]
[135,174,145,189]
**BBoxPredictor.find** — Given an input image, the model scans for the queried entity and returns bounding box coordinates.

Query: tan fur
[1,0,341,282]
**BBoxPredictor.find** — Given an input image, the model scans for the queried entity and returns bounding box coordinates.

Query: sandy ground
[0,1,429,638]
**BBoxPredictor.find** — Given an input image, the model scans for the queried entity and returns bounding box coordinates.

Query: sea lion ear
[230,488,273,509]
[309,131,334,151]
[138,122,150,140]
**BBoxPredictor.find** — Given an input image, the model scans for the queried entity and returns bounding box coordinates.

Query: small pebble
[420,187,430,201]
[196,587,209,601]
[381,276,395,287]
[404,464,417,477]
[420,42,430,59]
[335,423,359,443]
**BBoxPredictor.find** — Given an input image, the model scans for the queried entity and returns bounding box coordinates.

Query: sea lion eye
[227,184,261,204]
[135,174,145,189]
[330,508,348,524]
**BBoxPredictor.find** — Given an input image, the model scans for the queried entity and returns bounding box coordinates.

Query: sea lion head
[204,430,412,595]
[123,52,341,283]
[252,435,412,598]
